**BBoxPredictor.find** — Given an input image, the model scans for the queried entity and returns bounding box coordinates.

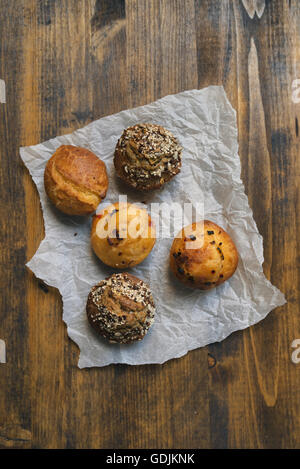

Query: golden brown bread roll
[86,273,155,343]
[91,202,156,268]
[44,145,108,215]
[170,220,239,290]
[114,123,182,191]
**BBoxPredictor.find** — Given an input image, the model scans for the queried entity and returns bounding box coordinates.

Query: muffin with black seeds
[86,273,155,344]
[114,123,182,191]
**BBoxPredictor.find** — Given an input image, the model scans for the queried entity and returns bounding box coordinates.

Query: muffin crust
[44,145,108,215]
[91,202,156,269]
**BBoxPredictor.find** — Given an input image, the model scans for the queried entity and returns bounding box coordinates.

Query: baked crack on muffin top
[169,221,239,290]
[86,273,155,344]
[114,123,182,190]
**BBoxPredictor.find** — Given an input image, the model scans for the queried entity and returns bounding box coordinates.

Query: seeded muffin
[86,273,156,343]
[170,220,239,290]
[114,123,182,191]
[44,145,108,215]
[91,202,156,268]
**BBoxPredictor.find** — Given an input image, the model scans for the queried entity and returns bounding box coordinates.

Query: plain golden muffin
[114,123,182,191]
[44,145,108,215]
[170,220,239,290]
[86,273,156,343]
[91,202,156,268]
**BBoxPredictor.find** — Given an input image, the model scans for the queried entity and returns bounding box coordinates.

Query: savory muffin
[86,273,156,343]
[170,220,239,290]
[44,145,108,215]
[91,202,156,268]
[114,123,182,191]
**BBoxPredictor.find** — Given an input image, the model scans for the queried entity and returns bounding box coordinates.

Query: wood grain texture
[0,0,299,448]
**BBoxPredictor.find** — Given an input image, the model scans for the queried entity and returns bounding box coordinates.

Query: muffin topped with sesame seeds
[91,202,156,269]
[114,123,182,191]
[86,273,156,344]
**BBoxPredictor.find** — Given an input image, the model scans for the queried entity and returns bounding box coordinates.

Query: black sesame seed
[189,235,196,241]
[210,241,215,245]
[177,267,184,274]
[207,230,214,235]
[211,270,215,274]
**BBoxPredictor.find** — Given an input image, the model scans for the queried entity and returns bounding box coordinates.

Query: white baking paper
[20,87,286,368]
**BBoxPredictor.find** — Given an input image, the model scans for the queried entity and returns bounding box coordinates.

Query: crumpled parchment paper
[20,87,286,368]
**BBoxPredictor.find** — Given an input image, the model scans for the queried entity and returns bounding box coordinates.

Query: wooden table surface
[0,0,299,449]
